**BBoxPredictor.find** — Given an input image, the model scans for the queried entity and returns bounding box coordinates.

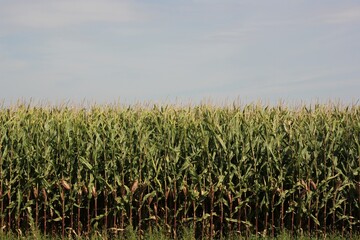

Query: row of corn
[0,103,359,239]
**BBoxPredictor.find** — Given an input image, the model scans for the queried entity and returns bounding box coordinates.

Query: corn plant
[0,102,359,239]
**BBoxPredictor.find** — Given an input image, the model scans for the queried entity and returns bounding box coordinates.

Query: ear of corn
[0,102,359,238]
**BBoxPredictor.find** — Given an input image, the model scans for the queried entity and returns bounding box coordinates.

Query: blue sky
[0,0,359,106]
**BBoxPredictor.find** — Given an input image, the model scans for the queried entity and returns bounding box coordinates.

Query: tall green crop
[0,102,359,239]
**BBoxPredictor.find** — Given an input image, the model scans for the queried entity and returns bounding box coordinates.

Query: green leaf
[79,157,93,171]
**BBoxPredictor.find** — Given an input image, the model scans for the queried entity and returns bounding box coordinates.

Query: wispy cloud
[202,27,255,43]
[0,0,145,30]
[319,7,360,24]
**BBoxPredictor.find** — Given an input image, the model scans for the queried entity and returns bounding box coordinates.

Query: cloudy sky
[0,0,359,106]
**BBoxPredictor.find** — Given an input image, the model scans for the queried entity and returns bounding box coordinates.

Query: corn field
[0,103,359,239]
